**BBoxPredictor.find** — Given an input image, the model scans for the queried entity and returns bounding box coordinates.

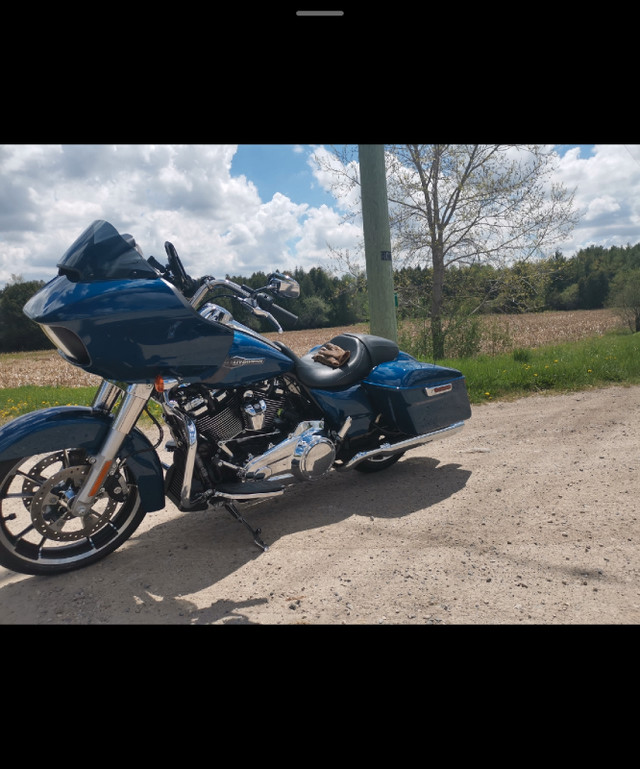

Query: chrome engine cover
[241,421,335,482]
[291,432,336,481]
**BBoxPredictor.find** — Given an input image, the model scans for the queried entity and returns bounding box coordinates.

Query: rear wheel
[0,449,146,576]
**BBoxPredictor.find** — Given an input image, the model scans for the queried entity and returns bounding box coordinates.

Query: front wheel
[0,449,146,576]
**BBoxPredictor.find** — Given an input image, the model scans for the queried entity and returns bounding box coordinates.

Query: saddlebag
[362,352,471,436]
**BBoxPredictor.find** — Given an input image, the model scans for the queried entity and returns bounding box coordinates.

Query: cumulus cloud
[0,144,359,285]
[554,144,640,252]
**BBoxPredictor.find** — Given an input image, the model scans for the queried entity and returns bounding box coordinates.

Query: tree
[317,145,579,358]
[608,268,640,333]
[0,276,52,352]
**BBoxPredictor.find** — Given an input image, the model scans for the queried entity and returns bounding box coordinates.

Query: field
[2,308,638,423]
[0,308,625,390]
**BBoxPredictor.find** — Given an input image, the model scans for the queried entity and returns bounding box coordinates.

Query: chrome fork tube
[92,379,122,413]
[71,383,154,516]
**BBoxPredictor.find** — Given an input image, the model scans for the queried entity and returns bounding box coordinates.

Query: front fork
[69,381,154,516]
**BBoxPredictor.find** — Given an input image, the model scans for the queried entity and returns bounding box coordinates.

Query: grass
[436,330,640,404]
[0,386,94,423]
[0,385,162,425]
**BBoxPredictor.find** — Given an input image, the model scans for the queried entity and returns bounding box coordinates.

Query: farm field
[0,309,625,390]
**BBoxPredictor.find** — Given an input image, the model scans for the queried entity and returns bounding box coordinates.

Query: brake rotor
[30,464,117,541]
[21,451,84,510]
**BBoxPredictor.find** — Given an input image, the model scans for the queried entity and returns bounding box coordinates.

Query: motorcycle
[0,220,471,575]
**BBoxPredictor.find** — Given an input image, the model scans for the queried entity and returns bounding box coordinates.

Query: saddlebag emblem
[425,383,453,397]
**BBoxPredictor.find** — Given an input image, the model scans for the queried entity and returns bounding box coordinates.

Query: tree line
[2,241,640,354]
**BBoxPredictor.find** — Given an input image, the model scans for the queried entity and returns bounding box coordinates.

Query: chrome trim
[214,487,285,501]
[71,383,154,515]
[338,421,465,471]
[92,380,123,413]
[161,398,198,508]
[425,383,453,397]
[241,421,325,481]
[336,416,353,441]
[177,414,198,508]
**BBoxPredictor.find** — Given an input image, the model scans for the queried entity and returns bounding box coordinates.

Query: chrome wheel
[0,449,145,575]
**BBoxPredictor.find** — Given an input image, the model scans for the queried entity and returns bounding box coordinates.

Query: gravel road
[1,384,638,624]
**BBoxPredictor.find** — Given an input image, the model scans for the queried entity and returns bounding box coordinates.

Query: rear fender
[0,406,165,512]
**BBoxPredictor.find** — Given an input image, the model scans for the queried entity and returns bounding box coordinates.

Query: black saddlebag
[362,353,472,436]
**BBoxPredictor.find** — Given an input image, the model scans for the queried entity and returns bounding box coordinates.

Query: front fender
[0,406,166,512]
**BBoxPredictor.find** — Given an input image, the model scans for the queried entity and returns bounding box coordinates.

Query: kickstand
[224,502,269,552]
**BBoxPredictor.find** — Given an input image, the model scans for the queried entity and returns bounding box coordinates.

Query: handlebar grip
[271,303,298,323]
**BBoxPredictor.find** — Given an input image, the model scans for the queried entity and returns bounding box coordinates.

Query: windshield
[57,220,159,282]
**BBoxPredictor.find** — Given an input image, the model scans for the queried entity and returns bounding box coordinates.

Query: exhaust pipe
[338,421,464,471]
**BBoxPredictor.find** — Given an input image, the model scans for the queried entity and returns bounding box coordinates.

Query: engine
[168,379,336,485]
[171,380,291,448]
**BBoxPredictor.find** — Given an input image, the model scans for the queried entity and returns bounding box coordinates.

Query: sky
[1,143,639,289]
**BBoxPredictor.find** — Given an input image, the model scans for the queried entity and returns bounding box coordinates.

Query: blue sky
[1,143,639,288]
[232,145,336,208]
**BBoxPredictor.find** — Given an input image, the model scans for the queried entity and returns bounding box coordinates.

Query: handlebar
[271,302,299,323]
[255,292,299,323]
[148,248,299,333]
[188,276,298,333]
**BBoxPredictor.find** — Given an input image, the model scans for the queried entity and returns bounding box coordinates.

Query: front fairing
[24,219,298,385]
[25,274,235,383]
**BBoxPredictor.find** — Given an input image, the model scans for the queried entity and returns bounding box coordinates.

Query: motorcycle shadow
[126,454,469,579]
[263,455,471,528]
[0,455,470,624]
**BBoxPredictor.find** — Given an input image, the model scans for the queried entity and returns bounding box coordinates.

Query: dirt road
[1,384,638,624]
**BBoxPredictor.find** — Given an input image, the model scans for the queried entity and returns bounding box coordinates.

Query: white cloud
[585,195,621,220]
[0,144,361,286]
[554,144,640,252]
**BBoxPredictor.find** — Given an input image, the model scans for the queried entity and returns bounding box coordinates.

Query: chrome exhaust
[338,421,465,471]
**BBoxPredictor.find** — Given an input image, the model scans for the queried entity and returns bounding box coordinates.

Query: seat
[276,333,399,389]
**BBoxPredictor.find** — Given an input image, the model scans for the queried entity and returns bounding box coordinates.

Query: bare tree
[315,144,579,358]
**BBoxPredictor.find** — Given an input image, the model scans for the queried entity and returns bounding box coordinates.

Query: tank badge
[226,356,266,368]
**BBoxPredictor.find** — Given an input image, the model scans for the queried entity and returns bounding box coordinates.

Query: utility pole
[358,144,397,342]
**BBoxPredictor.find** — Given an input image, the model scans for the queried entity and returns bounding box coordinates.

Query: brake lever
[237,296,283,333]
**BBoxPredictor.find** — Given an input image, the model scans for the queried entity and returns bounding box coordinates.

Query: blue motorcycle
[0,220,471,575]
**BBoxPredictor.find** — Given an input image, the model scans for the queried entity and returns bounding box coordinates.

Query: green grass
[0,386,95,423]
[436,330,640,404]
[0,386,162,425]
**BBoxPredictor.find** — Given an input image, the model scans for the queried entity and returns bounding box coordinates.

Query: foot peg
[214,480,284,501]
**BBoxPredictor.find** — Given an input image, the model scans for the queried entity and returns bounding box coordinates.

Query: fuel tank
[204,325,295,387]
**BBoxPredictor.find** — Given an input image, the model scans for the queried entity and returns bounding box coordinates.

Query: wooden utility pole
[358,144,397,342]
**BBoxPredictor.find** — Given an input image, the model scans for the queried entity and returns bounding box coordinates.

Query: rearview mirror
[268,272,300,299]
